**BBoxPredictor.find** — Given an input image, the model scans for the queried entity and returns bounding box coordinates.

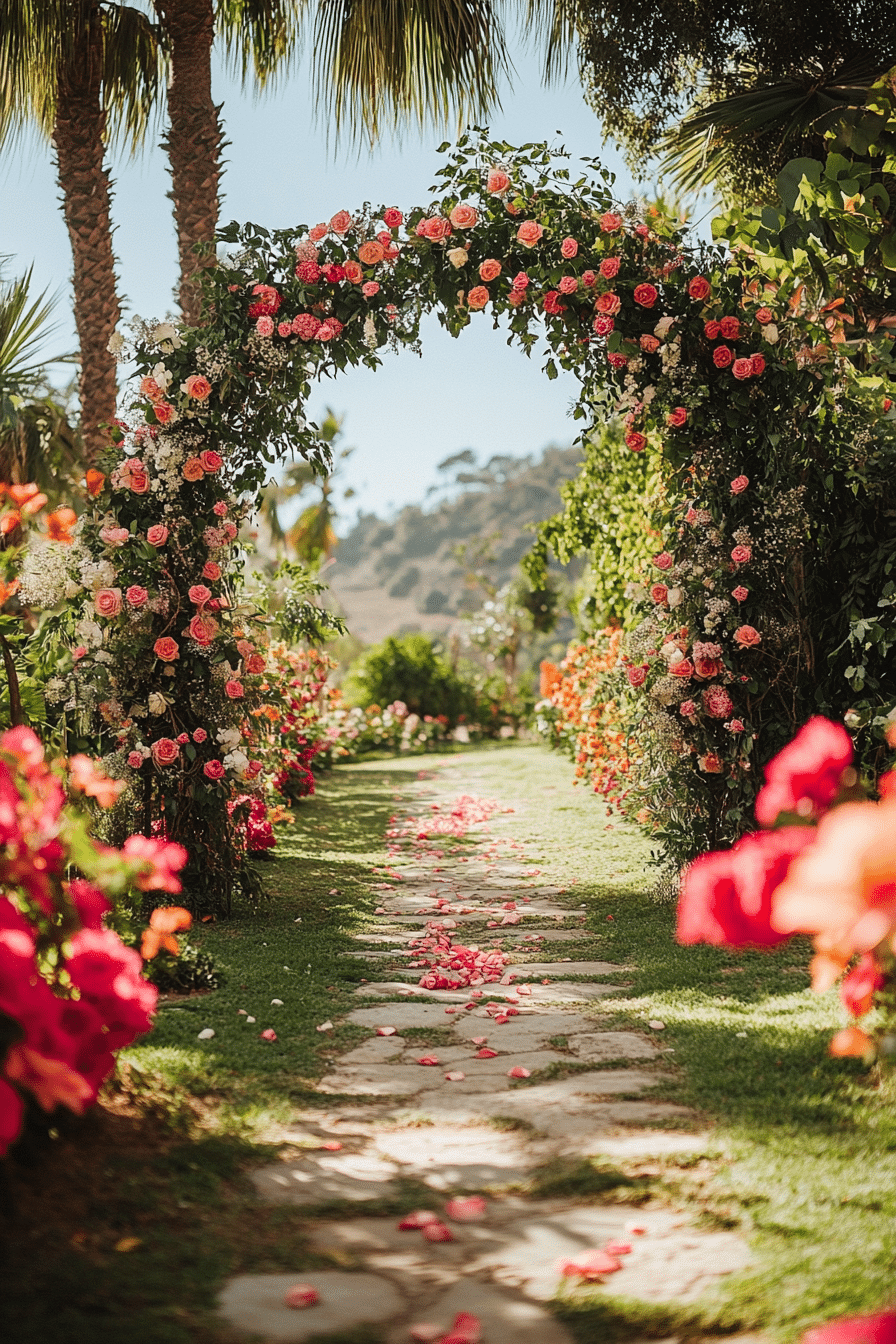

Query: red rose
[247,284,281,318]
[246,654,266,675]
[677,827,816,947]
[542,290,566,315]
[651,583,668,604]
[755,307,774,325]
[599,257,620,279]
[731,545,752,564]
[669,659,694,679]
[732,357,754,380]
[593,315,614,336]
[199,450,222,473]
[732,586,749,602]
[382,207,403,227]
[633,283,658,307]
[294,260,321,284]
[704,320,721,339]
[203,759,225,780]
[607,352,628,368]
[667,407,687,427]
[751,353,766,375]
[719,316,741,340]
[754,716,854,826]
[292,314,321,340]
[840,953,885,1017]
[594,291,621,315]
[320,263,346,282]
[653,551,673,570]
[626,665,648,687]
[625,431,646,452]
[713,345,733,368]
[688,276,711,301]
[153,637,179,662]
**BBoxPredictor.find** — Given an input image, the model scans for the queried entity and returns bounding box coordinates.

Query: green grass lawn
[1,743,893,1343]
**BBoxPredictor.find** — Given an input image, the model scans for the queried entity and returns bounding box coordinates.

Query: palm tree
[1,1,163,457]
[257,407,351,564]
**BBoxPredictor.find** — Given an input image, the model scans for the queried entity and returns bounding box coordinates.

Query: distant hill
[327,444,583,643]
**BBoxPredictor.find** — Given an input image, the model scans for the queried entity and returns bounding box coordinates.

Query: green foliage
[525,420,660,630]
[141,941,222,995]
[344,633,474,723]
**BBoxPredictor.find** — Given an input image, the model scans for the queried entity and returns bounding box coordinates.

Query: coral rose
[713,345,733,368]
[382,207,403,227]
[479,258,501,282]
[731,475,749,493]
[670,659,695,679]
[599,212,622,232]
[183,374,212,401]
[688,276,711,300]
[755,306,774,325]
[246,654,266,675]
[224,680,244,699]
[343,260,363,283]
[734,625,761,649]
[542,290,566,315]
[599,256,620,279]
[651,583,668,604]
[594,291,621,316]
[151,738,180,767]
[625,432,646,452]
[188,614,217,645]
[516,220,544,248]
[188,584,212,606]
[699,752,724,773]
[732,357,754,380]
[129,469,149,494]
[202,561,221,581]
[153,637,179,662]
[449,203,478,229]
[199,450,222,473]
[731,544,751,564]
[654,551,673,570]
[467,286,489,310]
[358,240,385,265]
[126,585,148,607]
[183,457,205,482]
[633,283,658,307]
[329,210,352,234]
[560,236,578,258]
[421,216,451,241]
[626,665,647,687]
[362,281,380,296]
[140,375,164,402]
[704,319,721,340]
[127,751,143,769]
[487,169,510,195]
[732,586,749,602]
[667,407,687,427]
[558,276,578,295]
[94,588,122,618]
[720,316,741,340]
[203,759,225,780]
[593,315,614,336]
[751,353,766,375]
[639,333,660,352]
[581,269,596,286]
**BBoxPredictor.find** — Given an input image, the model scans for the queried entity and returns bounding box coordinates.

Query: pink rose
[755,307,774,325]
[680,700,696,716]
[73,646,87,662]
[189,614,217,645]
[126,585,148,607]
[728,719,746,733]
[633,283,658,307]
[224,680,244,699]
[188,584,212,606]
[129,469,150,494]
[558,276,578,295]
[362,281,380,297]
[625,432,646,452]
[127,751,144,769]
[99,525,129,547]
[599,257,620,279]
[607,352,628,368]
[560,236,578,259]
[703,686,734,719]
[308,223,327,242]
[183,374,212,401]
[688,276,711,301]
[94,587,122,618]
[599,212,622,233]
[487,169,510,195]
[732,586,749,602]
[639,334,660,352]
[479,258,501,283]
[751,353,766,375]
[202,561,221,581]
[449,203,478,229]
[292,314,320,340]
[256,316,274,337]
[236,639,254,657]
[720,316,741,340]
[651,583,668,604]
[732,357,754,380]
[516,220,544,248]
[140,376,164,402]
[731,545,752,564]
[667,407,687,427]
[713,345,734,368]
[512,272,529,291]
[626,665,647,687]
[199,450,222,473]
[731,475,749,493]
[506,291,525,307]
[213,501,228,517]
[223,522,237,540]
[151,738,180,767]
[153,637,179,662]
[382,207,403,227]
[582,269,596,286]
[147,525,169,547]
[654,551,673,570]
[421,216,451,241]
[203,760,225,780]
[330,210,352,234]
[734,625,761,649]
[192,728,208,743]
[704,320,721,340]
[593,315,614,336]
[248,283,281,317]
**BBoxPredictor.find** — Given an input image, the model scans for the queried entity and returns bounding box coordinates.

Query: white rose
[152,322,182,351]
[667,587,683,608]
[654,315,676,339]
[107,331,125,355]
[151,361,172,391]
[762,323,779,344]
[447,247,469,268]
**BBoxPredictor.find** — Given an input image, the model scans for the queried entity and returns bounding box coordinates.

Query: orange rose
[516,220,544,248]
[182,457,204,482]
[153,636,180,662]
[467,286,489,310]
[85,469,105,497]
[343,260,363,283]
[183,374,212,401]
[330,210,352,234]
[358,240,385,265]
[449,203,478,230]
[478,258,501,282]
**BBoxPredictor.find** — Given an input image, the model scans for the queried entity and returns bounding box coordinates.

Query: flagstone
[349,1003,463,1029]
[338,1038,408,1065]
[370,1124,553,1189]
[250,1152,401,1204]
[217,1271,405,1341]
[384,1279,577,1344]
[571,1031,660,1061]
[501,961,626,976]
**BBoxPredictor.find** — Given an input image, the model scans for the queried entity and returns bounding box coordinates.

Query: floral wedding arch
[43,130,894,908]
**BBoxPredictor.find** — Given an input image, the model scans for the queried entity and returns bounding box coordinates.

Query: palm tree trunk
[156,0,222,326]
[52,5,121,461]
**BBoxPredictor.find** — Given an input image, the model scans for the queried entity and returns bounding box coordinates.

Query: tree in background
[1,0,163,455]
[257,407,354,565]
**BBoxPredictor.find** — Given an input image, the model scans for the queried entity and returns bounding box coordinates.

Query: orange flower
[828,1027,875,1058]
[4,1044,94,1114]
[140,905,193,959]
[182,457,205,482]
[0,578,19,606]
[0,511,21,535]
[358,240,385,266]
[8,483,40,506]
[771,795,896,990]
[85,468,106,497]
[21,491,48,516]
[46,507,77,543]
[68,753,126,807]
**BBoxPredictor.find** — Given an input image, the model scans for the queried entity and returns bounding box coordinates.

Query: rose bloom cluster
[678,717,895,1058]
[0,727,188,1153]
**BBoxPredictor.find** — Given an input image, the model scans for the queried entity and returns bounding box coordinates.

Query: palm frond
[311,0,510,142]
[0,268,59,416]
[515,0,579,84]
[101,3,167,153]
[217,0,306,88]
[661,66,881,197]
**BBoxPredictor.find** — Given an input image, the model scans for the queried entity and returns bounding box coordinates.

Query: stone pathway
[218,759,756,1343]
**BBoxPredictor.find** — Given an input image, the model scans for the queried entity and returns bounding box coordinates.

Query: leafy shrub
[344,634,476,724]
[142,942,222,995]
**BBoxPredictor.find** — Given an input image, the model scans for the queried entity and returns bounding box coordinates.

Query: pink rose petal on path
[284,1284,319,1308]
[605,1241,632,1255]
[559,1249,623,1280]
[409,1326,444,1343]
[471,1036,488,1045]
[518,985,532,996]
[444,1070,466,1081]
[418,1055,440,1066]
[442,1312,483,1343]
[398,1210,440,1230]
[320,1141,342,1151]
[421,1221,454,1242]
[494,1015,511,1025]
[508,1065,531,1078]
[259,1028,277,1041]
[625,1221,648,1236]
[445,1196,486,1221]
[377,1026,397,1036]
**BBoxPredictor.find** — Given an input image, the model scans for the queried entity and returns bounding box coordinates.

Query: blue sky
[2,40,650,528]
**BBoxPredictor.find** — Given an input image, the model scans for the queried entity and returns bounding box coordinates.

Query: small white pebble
[293,917,302,924]
[648,1020,666,1031]
[271,998,284,1006]
[237,1009,247,1016]
[246,1016,256,1024]
[197,1028,215,1040]
[316,1021,334,1032]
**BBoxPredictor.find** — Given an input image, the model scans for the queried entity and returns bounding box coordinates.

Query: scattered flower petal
[259,1028,277,1041]
[559,1249,623,1280]
[316,1020,333,1032]
[377,1026,397,1036]
[445,1196,486,1221]
[507,1065,531,1078]
[444,1070,466,1081]
[284,1284,320,1309]
[197,1028,215,1040]
[398,1210,440,1230]
[421,1221,454,1242]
